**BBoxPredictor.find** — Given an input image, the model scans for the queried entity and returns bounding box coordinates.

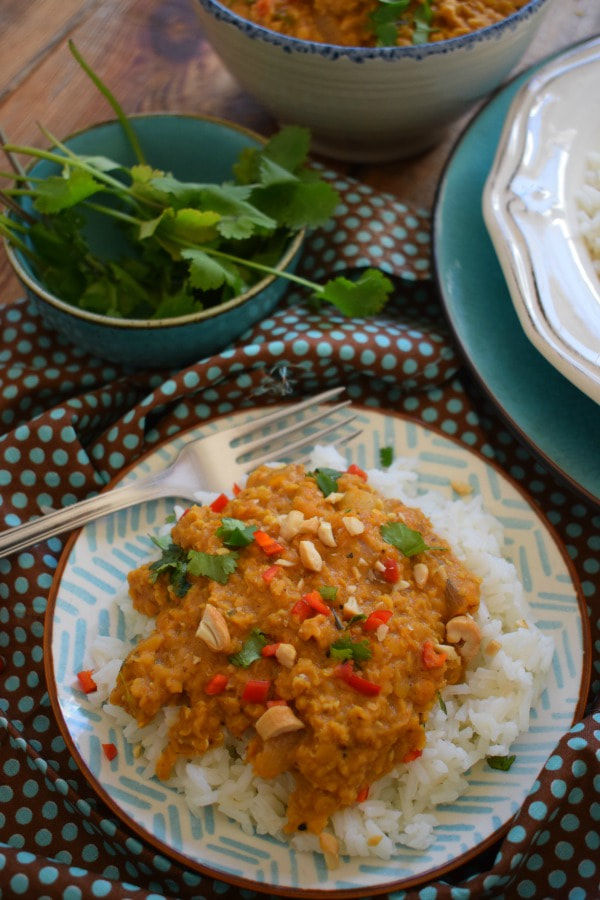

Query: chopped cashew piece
[255,705,304,741]
[319,832,340,869]
[445,615,481,662]
[413,562,429,587]
[317,521,337,547]
[275,643,297,668]
[343,595,361,617]
[325,492,344,504]
[342,515,365,536]
[279,509,305,541]
[300,516,320,534]
[196,604,231,652]
[299,539,323,572]
[434,642,460,662]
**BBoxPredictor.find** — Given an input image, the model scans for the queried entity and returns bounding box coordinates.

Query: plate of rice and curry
[44,407,590,896]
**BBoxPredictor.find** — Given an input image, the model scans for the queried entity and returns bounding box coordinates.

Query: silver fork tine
[218,386,345,441]
[233,399,352,459]
[242,413,359,470]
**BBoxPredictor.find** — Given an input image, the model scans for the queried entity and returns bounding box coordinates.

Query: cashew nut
[275,643,297,668]
[445,614,481,662]
[299,539,323,572]
[342,515,364,536]
[413,562,429,587]
[255,705,304,741]
[196,604,231,652]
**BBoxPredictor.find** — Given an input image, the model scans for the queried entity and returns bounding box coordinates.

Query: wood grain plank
[0,0,101,101]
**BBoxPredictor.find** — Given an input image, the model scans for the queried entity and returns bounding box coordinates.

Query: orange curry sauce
[110,463,480,836]
[222,0,529,47]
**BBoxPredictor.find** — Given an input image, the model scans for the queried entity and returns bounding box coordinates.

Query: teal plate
[433,50,600,507]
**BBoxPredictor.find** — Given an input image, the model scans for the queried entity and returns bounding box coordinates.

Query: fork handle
[0,473,178,559]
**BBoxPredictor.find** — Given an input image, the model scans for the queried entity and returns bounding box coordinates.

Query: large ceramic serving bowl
[5,115,304,369]
[194,0,556,162]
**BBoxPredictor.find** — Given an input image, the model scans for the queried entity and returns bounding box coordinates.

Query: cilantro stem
[68,41,146,166]
[0,218,40,259]
[2,143,127,193]
[188,243,324,297]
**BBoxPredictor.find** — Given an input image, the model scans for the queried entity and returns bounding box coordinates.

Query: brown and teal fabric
[0,177,598,899]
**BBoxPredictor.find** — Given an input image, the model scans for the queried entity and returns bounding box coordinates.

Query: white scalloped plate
[45,407,590,897]
[482,36,600,405]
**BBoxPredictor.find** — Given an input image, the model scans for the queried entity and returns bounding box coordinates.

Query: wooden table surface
[1,0,599,306]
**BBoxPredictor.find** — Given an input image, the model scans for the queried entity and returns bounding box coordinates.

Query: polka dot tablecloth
[0,176,598,900]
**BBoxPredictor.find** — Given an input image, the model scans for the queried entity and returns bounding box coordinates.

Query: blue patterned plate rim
[44,405,591,897]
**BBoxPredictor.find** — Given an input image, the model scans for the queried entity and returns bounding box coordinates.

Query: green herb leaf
[412,0,434,44]
[369,0,411,46]
[187,549,239,584]
[216,517,257,548]
[380,521,444,557]
[330,636,372,663]
[33,168,103,214]
[148,537,190,598]
[437,691,447,715]
[486,755,516,772]
[316,268,393,317]
[345,614,368,628]
[379,446,394,468]
[319,585,338,601]
[309,467,343,497]
[229,628,268,667]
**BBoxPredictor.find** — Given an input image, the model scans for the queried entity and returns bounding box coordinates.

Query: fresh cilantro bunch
[370,0,434,46]
[0,42,393,321]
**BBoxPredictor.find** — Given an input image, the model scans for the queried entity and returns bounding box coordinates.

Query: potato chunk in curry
[110,463,480,835]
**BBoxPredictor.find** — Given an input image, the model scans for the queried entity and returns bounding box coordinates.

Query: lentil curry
[111,463,481,844]
[221,0,530,47]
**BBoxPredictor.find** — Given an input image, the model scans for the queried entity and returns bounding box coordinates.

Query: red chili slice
[232,483,241,496]
[302,590,331,617]
[262,565,280,584]
[363,609,393,631]
[76,670,97,694]
[241,679,271,703]
[335,661,381,696]
[291,598,311,622]
[210,493,229,513]
[381,557,400,584]
[254,530,284,556]
[356,785,370,803]
[102,743,118,761]
[347,463,368,481]
[205,673,228,695]
[260,643,280,658]
[402,748,423,763]
[422,639,447,669]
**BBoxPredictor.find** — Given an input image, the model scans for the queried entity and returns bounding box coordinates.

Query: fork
[0,387,359,558]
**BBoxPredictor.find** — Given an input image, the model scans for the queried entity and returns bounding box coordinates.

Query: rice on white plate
[86,445,554,861]
[576,149,600,277]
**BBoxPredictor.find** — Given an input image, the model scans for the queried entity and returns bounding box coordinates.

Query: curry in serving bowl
[221,0,531,47]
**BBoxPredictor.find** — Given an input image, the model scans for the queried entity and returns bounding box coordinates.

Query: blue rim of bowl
[195,0,551,61]
[5,113,305,332]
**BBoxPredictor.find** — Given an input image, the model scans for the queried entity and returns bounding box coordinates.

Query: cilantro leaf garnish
[216,517,257,548]
[412,0,434,44]
[330,636,372,663]
[346,614,368,628]
[148,537,191,598]
[370,0,411,46]
[379,446,394,468]
[380,521,444,557]
[319,585,338,601]
[486,755,516,772]
[315,269,393,317]
[229,628,268,667]
[187,549,239,585]
[309,467,343,497]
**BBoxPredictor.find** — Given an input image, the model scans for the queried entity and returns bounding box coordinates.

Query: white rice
[576,149,600,276]
[87,447,554,859]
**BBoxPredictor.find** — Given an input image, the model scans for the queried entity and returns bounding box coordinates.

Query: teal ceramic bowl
[6,115,304,369]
